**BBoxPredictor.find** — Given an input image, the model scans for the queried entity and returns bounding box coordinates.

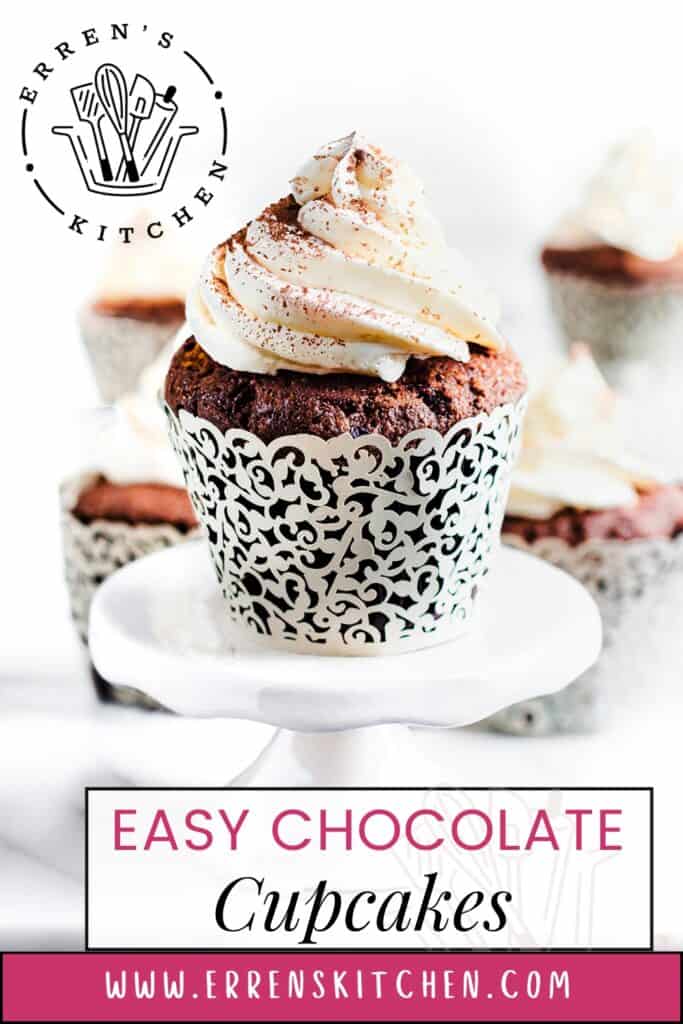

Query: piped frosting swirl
[549,136,683,262]
[507,345,666,519]
[92,340,184,488]
[187,132,503,381]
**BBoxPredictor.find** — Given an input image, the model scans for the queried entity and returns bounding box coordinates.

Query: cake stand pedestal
[89,541,602,785]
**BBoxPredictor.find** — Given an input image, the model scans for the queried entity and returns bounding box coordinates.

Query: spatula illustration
[115,73,155,181]
[95,63,140,184]
[70,82,113,182]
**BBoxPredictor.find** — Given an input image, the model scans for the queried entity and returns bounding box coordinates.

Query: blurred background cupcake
[164,132,527,655]
[485,344,683,735]
[542,136,683,380]
[79,213,196,403]
[61,341,199,705]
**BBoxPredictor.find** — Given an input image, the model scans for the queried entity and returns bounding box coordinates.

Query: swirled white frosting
[95,210,197,302]
[91,339,184,487]
[187,132,503,381]
[549,136,683,261]
[507,345,664,518]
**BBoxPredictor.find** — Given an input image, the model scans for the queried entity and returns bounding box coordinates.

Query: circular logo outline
[19,22,228,241]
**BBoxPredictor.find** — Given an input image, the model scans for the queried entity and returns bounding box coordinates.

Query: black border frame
[83,786,655,953]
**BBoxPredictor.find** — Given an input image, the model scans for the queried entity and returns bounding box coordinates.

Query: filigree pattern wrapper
[545,272,683,372]
[485,532,683,734]
[60,474,200,707]
[60,474,199,643]
[78,308,180,403]
[164,398,526,655]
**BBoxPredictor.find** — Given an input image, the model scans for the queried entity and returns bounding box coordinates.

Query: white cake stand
[89,541,602,784]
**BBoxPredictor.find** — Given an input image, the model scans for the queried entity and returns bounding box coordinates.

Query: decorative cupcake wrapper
[484,531,683,735]
[79,307,180,404]
[60,473,199,708]
[544,271,683,373]
[164,397,526,655]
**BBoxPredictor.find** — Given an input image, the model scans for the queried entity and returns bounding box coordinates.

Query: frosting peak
[90,338,184,488]
[507,345,664,519]
[94,209,198,303]
[290,132,444,249]
[550,136,683,262]
[187,132,503,381]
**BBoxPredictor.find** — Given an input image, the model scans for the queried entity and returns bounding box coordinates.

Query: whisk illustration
[52,62,198,197]
[95,63,140,183]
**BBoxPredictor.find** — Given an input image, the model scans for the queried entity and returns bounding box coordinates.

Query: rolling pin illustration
[138,86,178,178]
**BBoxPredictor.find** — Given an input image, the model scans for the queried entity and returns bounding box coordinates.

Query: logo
[20,23,227,242]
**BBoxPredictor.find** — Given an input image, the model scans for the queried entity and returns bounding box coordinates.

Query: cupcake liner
[60,473,199,707]
[544,271,683,372]
[164,397,526,656]
[78,307,180,403]
[484,531,683,735]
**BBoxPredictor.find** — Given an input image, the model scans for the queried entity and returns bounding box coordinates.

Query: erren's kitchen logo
[20,23,227,242]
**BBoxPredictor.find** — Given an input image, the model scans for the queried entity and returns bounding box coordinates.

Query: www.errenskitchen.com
[104,967,571,1002]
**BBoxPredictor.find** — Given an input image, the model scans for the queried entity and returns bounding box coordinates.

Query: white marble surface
[1,551,682,950]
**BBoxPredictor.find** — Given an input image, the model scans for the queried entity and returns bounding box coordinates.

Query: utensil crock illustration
[52,63,197,197]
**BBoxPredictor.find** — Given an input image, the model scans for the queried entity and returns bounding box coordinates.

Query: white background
[1,0,682,950]
[88,789,652,949]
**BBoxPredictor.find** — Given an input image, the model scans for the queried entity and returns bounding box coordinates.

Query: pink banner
[2,952,680,1022]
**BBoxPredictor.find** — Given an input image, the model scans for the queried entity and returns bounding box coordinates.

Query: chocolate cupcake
[542,137,683,374]
[165,132,527,655]
[79,215,194,402]
[62,343,199,703]
[486,345,683,734]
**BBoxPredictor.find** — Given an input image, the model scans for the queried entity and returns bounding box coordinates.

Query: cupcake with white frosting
[542,136,683,373]
[486,345,683,734]
[61,342,199,660]
[164,132,527,655]
[79,215,195,402]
